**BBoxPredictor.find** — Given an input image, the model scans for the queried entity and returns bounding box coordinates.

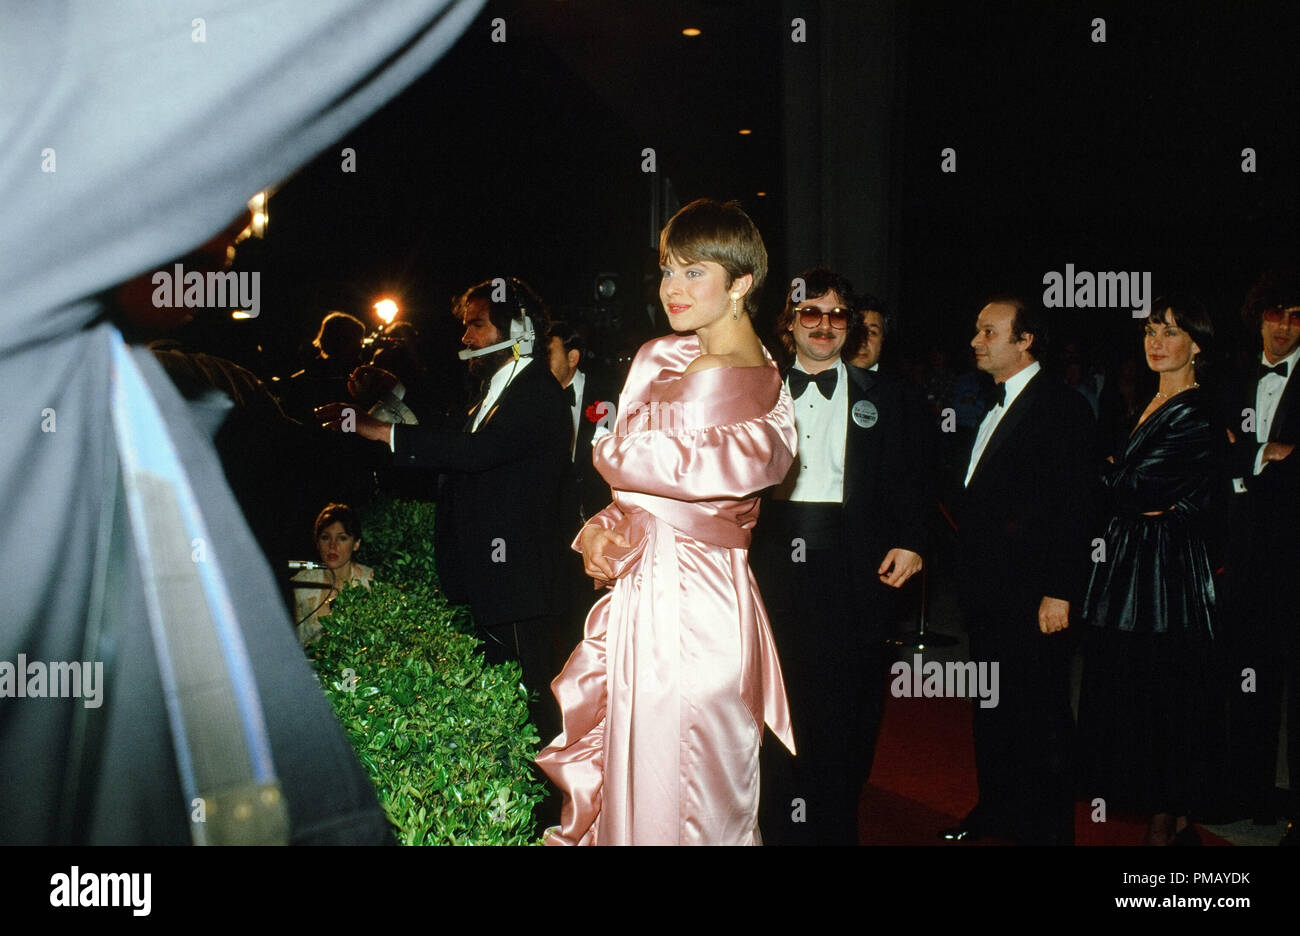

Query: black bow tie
[564,382,576,406]
[981,381,1007,410]
[789,368,837,400]
[1259,361,1289,380]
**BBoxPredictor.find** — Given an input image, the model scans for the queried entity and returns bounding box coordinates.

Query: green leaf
[309,497,545,845]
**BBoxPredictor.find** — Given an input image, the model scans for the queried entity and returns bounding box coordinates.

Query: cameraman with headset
[319,277,571,742]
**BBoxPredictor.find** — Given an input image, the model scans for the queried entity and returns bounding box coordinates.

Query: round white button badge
[851,400,878,428]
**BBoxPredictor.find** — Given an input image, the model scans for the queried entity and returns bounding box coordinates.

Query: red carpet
[858,693,1231,846]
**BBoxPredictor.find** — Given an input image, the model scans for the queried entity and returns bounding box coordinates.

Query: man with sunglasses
[754,268,927,845]
[1225,270,1300,843]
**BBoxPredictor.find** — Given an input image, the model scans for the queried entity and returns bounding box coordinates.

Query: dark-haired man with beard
[321,278,571,741]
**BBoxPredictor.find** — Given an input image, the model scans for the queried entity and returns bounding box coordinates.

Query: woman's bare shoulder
[683,347,766,375]
[683,353,729,375]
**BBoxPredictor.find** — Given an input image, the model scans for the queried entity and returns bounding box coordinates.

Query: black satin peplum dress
[1079,388,1224,815]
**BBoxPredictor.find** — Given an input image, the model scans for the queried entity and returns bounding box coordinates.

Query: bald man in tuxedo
[943,295,1095,846]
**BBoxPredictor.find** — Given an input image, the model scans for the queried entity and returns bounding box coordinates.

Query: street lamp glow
[374,299,399,324]
[681,27,701,37]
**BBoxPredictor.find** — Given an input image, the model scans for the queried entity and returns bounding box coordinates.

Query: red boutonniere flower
[584,401,608,424]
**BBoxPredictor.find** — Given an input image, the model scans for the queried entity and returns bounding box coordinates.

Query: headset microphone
[457,314,536,360]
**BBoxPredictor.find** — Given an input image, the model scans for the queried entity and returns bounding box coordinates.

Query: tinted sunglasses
[796,307,850,329]
[1262,306,1300,325]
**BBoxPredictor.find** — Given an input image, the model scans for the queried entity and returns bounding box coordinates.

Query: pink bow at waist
[597,493,795,756]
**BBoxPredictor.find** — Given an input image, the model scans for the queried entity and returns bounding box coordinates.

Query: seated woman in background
[293,503,374,646]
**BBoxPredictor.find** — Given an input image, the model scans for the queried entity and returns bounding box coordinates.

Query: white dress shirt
[964,360,1041,487]
[471,356,532,432]
[1252,344,1300,475]
[777,359,848,502]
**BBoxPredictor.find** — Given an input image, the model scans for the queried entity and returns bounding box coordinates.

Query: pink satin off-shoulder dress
[536,333,798,845]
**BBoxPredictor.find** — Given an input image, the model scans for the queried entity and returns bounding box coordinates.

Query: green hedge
[308,498,546,845]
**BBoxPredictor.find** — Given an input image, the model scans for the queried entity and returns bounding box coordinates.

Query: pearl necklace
[1154,381,1198,401]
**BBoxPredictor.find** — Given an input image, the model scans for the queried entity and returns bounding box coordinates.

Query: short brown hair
[659,199,768,314]
[314,503,361,542]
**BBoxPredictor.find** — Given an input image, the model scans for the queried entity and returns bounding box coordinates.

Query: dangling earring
[730,292,740,320]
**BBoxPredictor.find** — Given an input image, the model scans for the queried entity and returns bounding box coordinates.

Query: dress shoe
[938,825,982,843]
[1281,822,1299,847]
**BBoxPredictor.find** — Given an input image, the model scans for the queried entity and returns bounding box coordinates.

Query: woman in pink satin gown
[537,199,798,844]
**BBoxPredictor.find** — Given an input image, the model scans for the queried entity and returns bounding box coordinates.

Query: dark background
[211,0,1297,389]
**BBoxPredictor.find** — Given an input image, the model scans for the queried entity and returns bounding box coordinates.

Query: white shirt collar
[999,359,1041,409]
[790,358,847,377]
[486,354,530,393]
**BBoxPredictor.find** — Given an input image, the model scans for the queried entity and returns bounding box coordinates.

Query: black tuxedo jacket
[567,369,618,531]
[1225,362,1300,558]
[955,369,1097,623]
[756,363,930,623]
[392,357,571,628]
[840,365,930,582]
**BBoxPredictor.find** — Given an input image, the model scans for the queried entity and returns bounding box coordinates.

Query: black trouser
[478,615,560,746]
[1227,582,1300,818]
[478,614,563,830]
[756,517,890,846]
[553,550,602,678]
[965,609,1075,845]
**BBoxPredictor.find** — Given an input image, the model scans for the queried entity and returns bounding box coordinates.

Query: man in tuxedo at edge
[848,293,941,537]
[545,319,617,662]
[1224,270,1300,843]
[941,294,1094,846]
[320,277,570,742]
[545,320,616,533]
[847,295,888,372]
[755,268,928,845]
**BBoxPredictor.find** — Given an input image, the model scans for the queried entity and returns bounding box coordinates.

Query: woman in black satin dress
[1079,296,1222,846]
